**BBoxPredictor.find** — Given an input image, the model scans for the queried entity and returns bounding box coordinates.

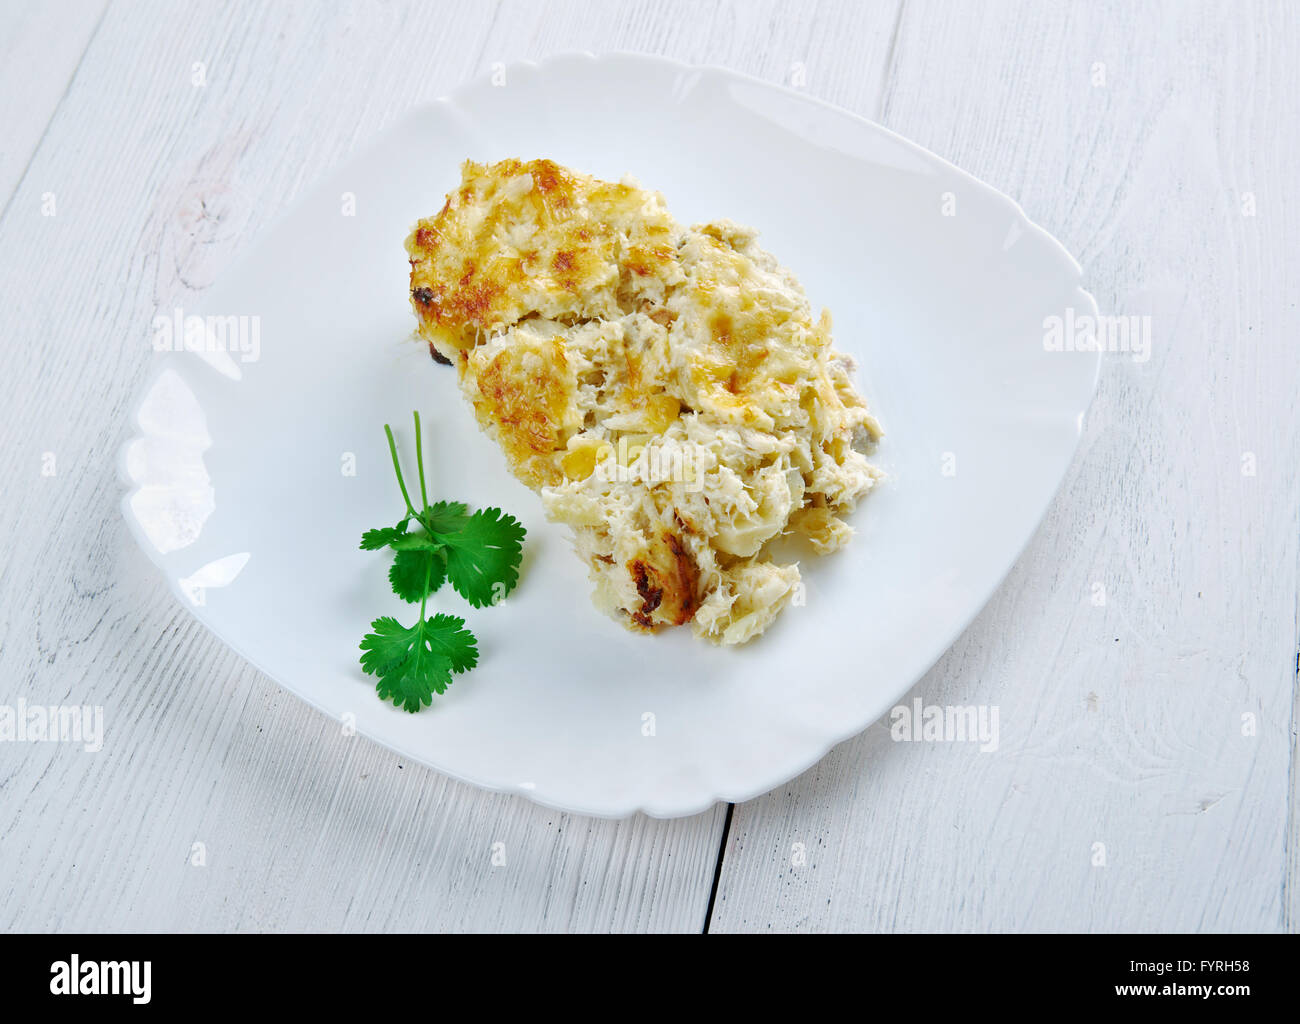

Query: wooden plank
[0,0,750,933]
[0,0,906,936]
[710,0,1300,932]
[0,0,108,213]
[5,0,1289,935]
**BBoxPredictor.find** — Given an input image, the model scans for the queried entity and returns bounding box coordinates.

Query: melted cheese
[406,159,882,644]
[407,158,680,351]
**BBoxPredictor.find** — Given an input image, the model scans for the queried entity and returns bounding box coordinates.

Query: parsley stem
[384,423,417,519]
[413,410,430,510]
[415,415,431,619]
[419,558,432,621]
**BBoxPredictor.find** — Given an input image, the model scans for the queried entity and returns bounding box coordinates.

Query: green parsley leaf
[388,530,443,551]
[442,507,527,607]
[389,547,447,603]
[359,613,478,712]
[418,500,470,534]
[359,517,410,551]
[358,412,526,712]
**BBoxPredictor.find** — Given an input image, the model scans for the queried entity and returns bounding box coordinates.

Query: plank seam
[702,802,734,932]
[0,0,111,228]
[874,0,906,123]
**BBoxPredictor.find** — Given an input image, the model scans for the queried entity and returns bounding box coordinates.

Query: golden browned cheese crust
[406,159,882,644]
[470,334,575,488]
[407,158,677,352]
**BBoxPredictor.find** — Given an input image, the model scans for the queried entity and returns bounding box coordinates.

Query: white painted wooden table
[1,0,1296,933]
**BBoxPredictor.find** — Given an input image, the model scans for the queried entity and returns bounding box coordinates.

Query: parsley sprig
[359,411,525,712]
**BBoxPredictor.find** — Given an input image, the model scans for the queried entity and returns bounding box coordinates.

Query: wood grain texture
[0,0,108,214]
[710,0,1300,933]
[0,0,1295,933]
[0,0,903,934]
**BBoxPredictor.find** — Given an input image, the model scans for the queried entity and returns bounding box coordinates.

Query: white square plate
[121,53,1100,818]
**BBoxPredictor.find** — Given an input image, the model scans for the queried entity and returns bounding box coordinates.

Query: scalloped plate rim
[119,51,1102,819]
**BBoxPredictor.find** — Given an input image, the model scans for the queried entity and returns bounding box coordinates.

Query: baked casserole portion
[407,158,881,644]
